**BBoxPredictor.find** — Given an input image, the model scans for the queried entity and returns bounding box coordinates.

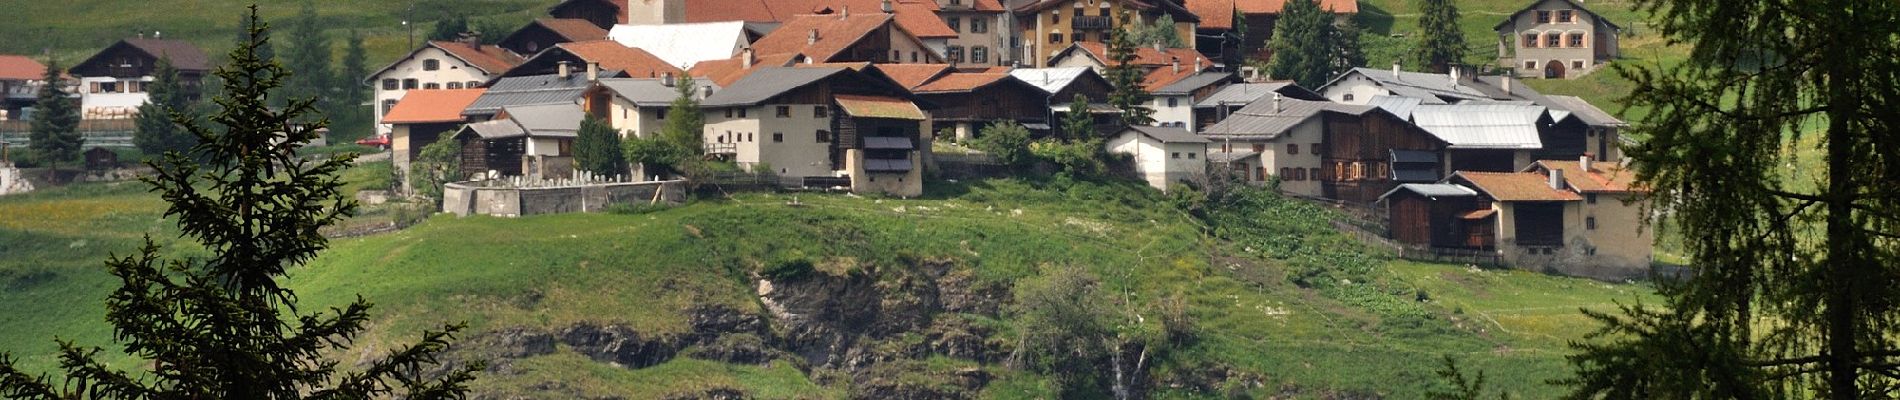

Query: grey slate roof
[701,67,850,107]
[1366,95,1422,120]
[503,104,585,137]
[598,78,719,107]
[461,119,528,139]
[1380,183,1478,201]
[1207,150,1259,163]
[1410,104,1548,149]
[1540,95,1627,127]
[1200,98,1373,139]
[1009,67,1092,95]
[464,73,598,116]
[1194,82,1306,108]
[1322,67,1489,104]
[1153,71,1234,95]
[1123,125,1209,143]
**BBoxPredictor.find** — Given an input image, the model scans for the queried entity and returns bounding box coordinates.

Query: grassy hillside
[0,171,1658,398]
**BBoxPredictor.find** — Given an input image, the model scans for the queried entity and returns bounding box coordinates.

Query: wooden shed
[84,147,119,170]
[1380,183,1492,249]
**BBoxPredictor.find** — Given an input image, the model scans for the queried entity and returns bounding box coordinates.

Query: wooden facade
[1320,111,1448,204]
[1532,117,1590,161]
[1386,191,1492,249]
[917,80,1048,123]
[1513,202,1566,246]
[405,122,461,160]
[499,23,577,57]
[548,0,621,29]
[1447,149,1519,172]
[458,135,525,177]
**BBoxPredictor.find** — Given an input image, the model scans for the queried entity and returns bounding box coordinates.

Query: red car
[355,135,390,150]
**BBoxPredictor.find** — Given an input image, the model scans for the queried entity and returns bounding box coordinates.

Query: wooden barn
[1381,183,1493,249]
[1319,108,1449,203]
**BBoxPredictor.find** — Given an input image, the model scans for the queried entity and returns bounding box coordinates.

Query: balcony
[1072,16,1112,30]
[704,142,737,155]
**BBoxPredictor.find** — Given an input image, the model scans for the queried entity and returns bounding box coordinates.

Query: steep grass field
[0,169,1659,398]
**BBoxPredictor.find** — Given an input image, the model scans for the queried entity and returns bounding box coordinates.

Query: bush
[1030,139,1107,177]
[968,121,1034,169]
[761,251,815,282]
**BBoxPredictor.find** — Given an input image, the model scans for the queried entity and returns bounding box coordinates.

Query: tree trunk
[1823,38,1864,400]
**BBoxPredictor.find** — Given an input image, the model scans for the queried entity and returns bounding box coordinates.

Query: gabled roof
[1410,104,1548,149]
[702,67,853,107]
[1200,98,1344,139]
[369,41,524,82]
[500,103,586,137]
[463,73,596,116]
[891,3,960,38]
[1321,67,1489,104]
[1009,67,1104,95]
[1378,183,1478,202]
[607,22,750,69]
[1194,82,1322,108]
[751,13,913,63]
[872,63,954,88]
[549,0,631,24]
[1451,171,1581,202]
[1492,0,1621,32]
[506,18,610,44]
[1527,160,1643,193]
[835,94,926,120]
[383,89,486,124]
[0,55,46,81]
[1012,0,1201,22]
[1538,95,1626,127]
[1235,0,1359,15]
[598,78,720,107]
[1365,95,1422,119]
[1152,70,1234,95]
[1208,150,1260,163]
[1121,125,1209,143]
[912,72,1012,93]
[552,40,683,78]
[73,38,211,74]
[1061,42,1213,69]
[1186,0,1236,30]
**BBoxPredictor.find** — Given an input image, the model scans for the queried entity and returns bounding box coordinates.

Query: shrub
[968,120,1034,169]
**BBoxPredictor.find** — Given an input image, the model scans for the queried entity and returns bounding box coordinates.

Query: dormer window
[1535,10,1551,23]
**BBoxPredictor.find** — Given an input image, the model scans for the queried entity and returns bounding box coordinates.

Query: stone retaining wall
[441,180,687,217]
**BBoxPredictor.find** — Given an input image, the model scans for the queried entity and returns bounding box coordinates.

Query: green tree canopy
[1563,0,1900,399]
[625,76,705,178]
[134,57,197,158]
[1265,0,1344,89]
[574,115,628,177]
[969,120,1034,170]
[282,1,334,122]
[0,7,477,398]
[430,15,469,42]
[1106,13,1156,127]
[1061,94,1097,142]
[27,57,80,173]
[1408,0,1466,73]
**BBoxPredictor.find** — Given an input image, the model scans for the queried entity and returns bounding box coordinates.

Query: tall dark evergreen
[134,57,196,157]
[1265,0,1337,89]
[336,31,372,138]
[0,8,478,398]
[574,115,627,176]
[1106,12,1155,127]
[27,58,80,174]
[1333,19,1368,73]
[1061,94,1096,141]
[1408,0,1466,73]
[430,15,469,41]
[625,76,704,177]
[282,1,334,123]
[1562,1,1900,399]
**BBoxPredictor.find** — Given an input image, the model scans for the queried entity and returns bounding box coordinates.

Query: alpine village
[1,0,1894,399]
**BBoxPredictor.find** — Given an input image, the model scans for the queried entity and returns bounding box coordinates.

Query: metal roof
[597,78,719,107]
[1321,67,1489,104]
[1390,149,1437,163]
[1009,67,1091,94]
[1392,169,1439,183]
[702,67,850,107]
[1378,183,1478,201]
[864,158,914,172]
[502,104,585,137]
[1199,98,1338,139]
[606,22,748,69]
[863,137,915,150]
[1540,95,1627,127]
[1194,82,1298,108]
[1410,104,1548,149]
[460,119,528,140]
[464,73,596,116]
[1365,95,1422,120]
[1207,150,1259,163]
[1153,71,1233,95]
[1122,125,1209,143]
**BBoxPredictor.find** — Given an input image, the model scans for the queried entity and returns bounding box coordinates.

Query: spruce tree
[1143,15,1185,48]
[0,8,478,398]
[1409,0,1466,74]
[336,31,372,139]
[1105,13,1155,127]
[283,1,334,126]
[1562,1,1900,398]
[625,75,704,177]
[574,115,627,176]
[27,58,80,175]
[1332,19,1368,73]
[134,57,196,158]
[1265,0,1337,89]
[430,15,469,42]
[1062,94,1096,141]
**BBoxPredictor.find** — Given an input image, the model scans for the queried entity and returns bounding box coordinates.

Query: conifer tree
[1562,1,1900,399]
[430,15,469,42]
[1062,94,1096,141]
[134,57,196,157]
[1332,19,1368,73]
[1265,0,1337,89]
[1143,15,1185,48]
[574,115,627,176]
[625,75,704,177]
[27,58,80,175]
[336,31,372,138]
[1408,0,1466,74]
[0,9,478,398]
[283,1,334,125]
[1106,13,1155,127]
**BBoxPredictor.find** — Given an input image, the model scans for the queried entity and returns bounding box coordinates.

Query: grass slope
[0,175,1656,398]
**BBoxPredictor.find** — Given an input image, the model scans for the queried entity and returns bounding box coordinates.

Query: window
[1343,94,1354,102]
[1286,144,1299,155]
[1568,33,1585,48]
[1526,60,1538,70]
[1252,143,1266,153]
[1072,8,1083,17]
[423,59,440,71]
[1536,10,1551,23]
[747,132,754,142]
[1279,167,1291,179]
[1171,152,1181,159]
[911,51,919,63]
[1309,168,1322,180]
[1309,143,1321,155]
[817,129,830,143]
[777,106,791,117]
[1049,33,1063,44]
[659,107,669,120]
[1052,10,1061,24]
[892,50,902,62]
[127,81,143,93]
[737,108,748,118]
[382,79,398,90]
[1558,10,1574,23]
[972,46,989,64]
[1071,32,1085,43]
[725,109,734,118]
[948,46,965,63]
[947,17,961,32]
[1587,216,1598,230]
[1545,33,1561,48]
[1573,60,1585,69]
[1523,33,1539,48]
[424,83,440,89]
[972,18,988,33]
[1586,193,1598,204]
[1187,152,1196,159]
[467,81,481,88]
[447,82,464,89]
[773,132,783,142]
[1167,97,1178,107]
[381,99,398,116]
[815,106,829,118]
[402,79,418,89]
[719,132,728,143]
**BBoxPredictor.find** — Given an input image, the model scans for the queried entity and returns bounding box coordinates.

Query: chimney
[661,72,675,87]
[1549,168,1566,190]
[587,62,600,81]
[461,31,483,48]
[1503,75,1512,94]
[1152,41,1163,52]
[1193,56,1203,73]
[1580,153,1593,173]
[881,0,894,13]
[742,47,755,69]
[1273,93,1283,113]
[138,32,146,39]
[808,29,820,45]
[557,61,571,78]
[1171,58,1180,74]
[1392,62,1400,77]
[1449,66,1459,84]
[842,6,850,16]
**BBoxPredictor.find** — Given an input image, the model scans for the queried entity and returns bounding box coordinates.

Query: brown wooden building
[548,0,627,29]
[497,18,609,56]
[1319,108,1448,203]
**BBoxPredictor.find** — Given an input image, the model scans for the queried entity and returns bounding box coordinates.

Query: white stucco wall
[1107,132,1206,191]
[77,76,152,119]
[1261,119,1325,197]
[370,47,496,135]
[1319,74,1390,105]
[1150,95,1194,130]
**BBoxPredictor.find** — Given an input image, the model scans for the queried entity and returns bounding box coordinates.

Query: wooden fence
[1330,220,1503,267]
[0,119,138,147]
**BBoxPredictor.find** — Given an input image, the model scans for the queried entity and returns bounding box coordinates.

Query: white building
[67,38,209,120]
[1107,125,1208,191]
[366,37,523,135]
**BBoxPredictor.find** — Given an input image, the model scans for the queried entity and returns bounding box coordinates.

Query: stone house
[1012,0,1200,67]
[1107,125,1207,191]
[935,0,1012,66]
[698,67,928,196]
[367,37,524,135]
[1379,157,1649,280]
[1493,0,1621,79]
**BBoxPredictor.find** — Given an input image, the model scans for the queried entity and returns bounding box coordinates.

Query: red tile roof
[1187,0,1236,30]
[1140,66,1199,91]
[1455,171,1583,202]
[0,55,46,81]
[557,40,684,78]
[383,89,486,124]
[967,0,1007,12]
[872,63,954,88]
[688,52,803,86]
[892,3,959,38]
[537,18,610,41]
[835,94,926,120]
[912,72,1008,93]
[1236,0,1359,15]
[1531,160,1644,193]
[751,13,897,63]
[430,41,526,75]
[1071,42,1213,69]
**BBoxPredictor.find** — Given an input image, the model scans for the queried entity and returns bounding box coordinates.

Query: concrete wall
[0,163,31,195]
[1107,132,1205,191]
[371,47,495,135]
[1151,95,1194,129]
[441,180,687,217]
